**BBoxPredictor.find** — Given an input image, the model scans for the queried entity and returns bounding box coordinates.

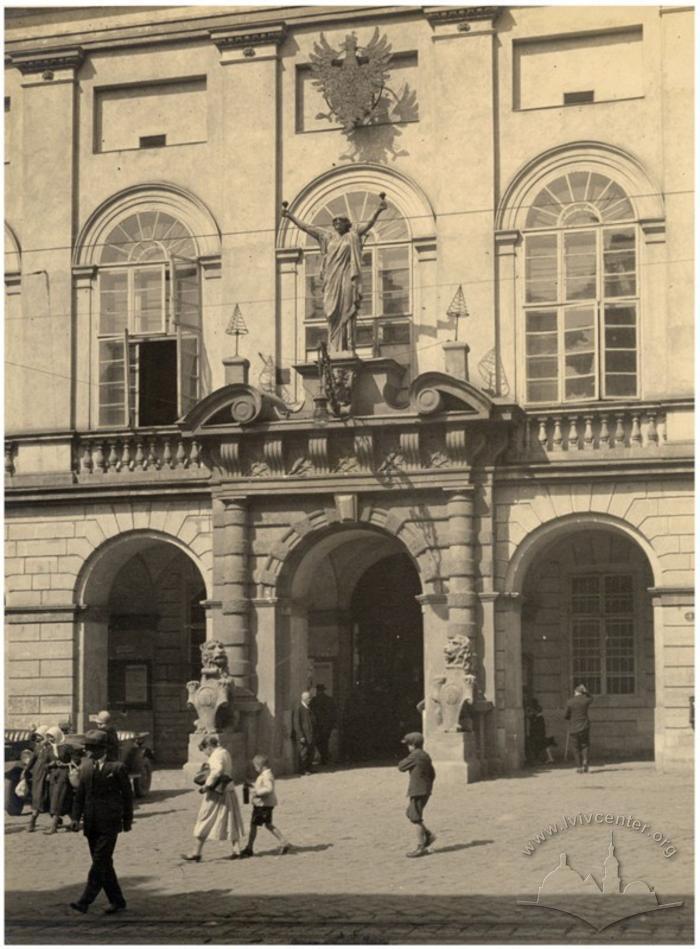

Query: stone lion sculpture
[186,640,234,733]
[443,633,475,674]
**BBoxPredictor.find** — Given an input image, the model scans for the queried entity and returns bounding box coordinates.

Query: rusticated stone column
[213,494,252,691]
[445,488,477,646]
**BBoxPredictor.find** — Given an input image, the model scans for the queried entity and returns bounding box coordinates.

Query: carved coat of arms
[310,29,393,133]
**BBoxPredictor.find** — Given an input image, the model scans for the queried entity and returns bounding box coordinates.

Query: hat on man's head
[83,729,108,749]
[92,710,111,726]
[574,683,590,696]
[401,732,424,747]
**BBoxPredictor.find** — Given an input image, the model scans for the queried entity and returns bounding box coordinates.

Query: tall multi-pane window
[303,190,411,361]
[571,573,635,695]
[523,172,638,404]
[97,211,200,427]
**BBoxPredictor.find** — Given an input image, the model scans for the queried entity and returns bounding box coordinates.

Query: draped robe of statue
[308,225,366,353]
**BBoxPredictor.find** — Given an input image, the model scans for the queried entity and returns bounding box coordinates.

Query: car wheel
[132,758,152,798]
[5,775,25,816]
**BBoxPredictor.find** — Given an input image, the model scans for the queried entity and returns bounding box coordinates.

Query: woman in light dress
[182,734,244,862]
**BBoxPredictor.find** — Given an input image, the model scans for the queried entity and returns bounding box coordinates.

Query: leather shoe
[239,848,254,858]
[406,847,427,858]
[180,853,201,862]
[424,832,437,849]
[69,902,88,914]
[104,904,126,915]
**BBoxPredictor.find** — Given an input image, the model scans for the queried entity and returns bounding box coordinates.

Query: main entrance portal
[345,554,423,761]
[286,527,424,767]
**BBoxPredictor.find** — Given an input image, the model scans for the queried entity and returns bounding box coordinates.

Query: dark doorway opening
[343,553,423,761]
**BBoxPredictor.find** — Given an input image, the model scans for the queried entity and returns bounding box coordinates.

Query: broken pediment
[409,371,495,418]
[178,383,293,434]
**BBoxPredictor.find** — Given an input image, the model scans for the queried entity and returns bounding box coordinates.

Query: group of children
[184,731,437,861]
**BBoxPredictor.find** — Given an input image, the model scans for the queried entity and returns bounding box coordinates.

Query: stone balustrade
[522,403,665,455]
[74,429,209,477]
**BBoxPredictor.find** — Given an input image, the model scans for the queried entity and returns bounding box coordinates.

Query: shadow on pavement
[432,840,494,854]
[140,788,192,805]
[5,876,693,945]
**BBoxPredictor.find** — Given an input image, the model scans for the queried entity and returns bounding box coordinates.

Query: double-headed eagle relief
[310,29,393,133]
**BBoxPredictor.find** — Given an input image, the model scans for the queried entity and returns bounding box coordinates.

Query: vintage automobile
[4,728,153,815]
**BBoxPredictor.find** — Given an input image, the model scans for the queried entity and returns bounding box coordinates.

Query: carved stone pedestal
[293,354,406,416]
[429,729,482,785]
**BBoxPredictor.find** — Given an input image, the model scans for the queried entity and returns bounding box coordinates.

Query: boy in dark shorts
[398,732,436,857]
[241,754,290,857]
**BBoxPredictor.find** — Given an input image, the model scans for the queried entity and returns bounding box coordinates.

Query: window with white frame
[97,211,200,427]
[523,171,638,404]
[571,573,635,695]
[303,190,411,362]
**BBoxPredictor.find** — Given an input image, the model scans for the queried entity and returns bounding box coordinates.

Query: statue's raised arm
[281,202,325,244]
[356,193,388,237]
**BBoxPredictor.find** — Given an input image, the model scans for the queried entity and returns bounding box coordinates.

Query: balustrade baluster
[94,441,106,472]
[646,411,659,445]
[614,414,626,448]
[536,418,548,450]
[567,416,579,450]
[599,414,610,449]
[147,439,159,470]
[552,416,563,451]
[176,439,187,469]
[630,413,642,445]
[190,440,201,468]
[162,439,173,469]
[120,439,131,471]
[583,415,594,449]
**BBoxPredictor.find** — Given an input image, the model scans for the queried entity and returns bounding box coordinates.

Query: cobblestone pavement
[5,760,693,944]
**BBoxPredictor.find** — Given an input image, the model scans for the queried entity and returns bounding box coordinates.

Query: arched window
[523,171,638,404]
[302,190,411,360]
[97,211,200,427]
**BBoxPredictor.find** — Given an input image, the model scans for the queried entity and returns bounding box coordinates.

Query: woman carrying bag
[181,734,244,862]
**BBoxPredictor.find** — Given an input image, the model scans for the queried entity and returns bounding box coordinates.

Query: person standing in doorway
[565,684,593,773]
[69,730,133,915]
[309,685,337,766]
[291,691,316,775]
[398,732,436,858]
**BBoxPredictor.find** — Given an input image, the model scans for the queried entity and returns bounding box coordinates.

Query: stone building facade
[5,5,694,778]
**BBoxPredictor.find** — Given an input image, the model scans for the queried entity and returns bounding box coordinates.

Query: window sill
[513,94,645,113]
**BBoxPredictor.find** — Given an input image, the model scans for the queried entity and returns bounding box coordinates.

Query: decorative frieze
[210,25,287,51]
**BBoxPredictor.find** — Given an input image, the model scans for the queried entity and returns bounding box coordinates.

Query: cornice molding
[10,47,84,75]
[210,24,287,52]
[424,6,501,25]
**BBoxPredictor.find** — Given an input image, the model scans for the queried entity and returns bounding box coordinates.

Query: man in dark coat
[565,684,593,773]
[398,732,436,857]
[291,691,316,775]
[309,685,337,765]
[93,710,120,762]
[70,729,133,915]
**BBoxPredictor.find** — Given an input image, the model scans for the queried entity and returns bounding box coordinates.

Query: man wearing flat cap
[398,732,437,858]
[565,684,594,773]
[69,729,133,915]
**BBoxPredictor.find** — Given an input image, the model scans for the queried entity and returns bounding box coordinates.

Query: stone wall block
[8,696,40,714]
[40,659,73,677]
[8,660,40,677]
[11,677,73,696]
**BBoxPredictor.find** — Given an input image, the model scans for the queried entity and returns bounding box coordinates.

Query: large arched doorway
[346,553,423,760]
[520,526,655,760]
[279,526,424,766]
[76,533,207,764]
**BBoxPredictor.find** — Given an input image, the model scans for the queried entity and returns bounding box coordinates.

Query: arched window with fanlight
[523,171,638,404]
[97,210,200,427]
[302,190,411,361]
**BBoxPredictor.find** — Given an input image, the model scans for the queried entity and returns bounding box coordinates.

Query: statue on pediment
[281,195,387,353]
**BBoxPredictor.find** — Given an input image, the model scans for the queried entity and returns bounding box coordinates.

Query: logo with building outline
[518,834,683,932]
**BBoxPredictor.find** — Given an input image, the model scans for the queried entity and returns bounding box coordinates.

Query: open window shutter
[177,336,199,417]
[98,337,127,427]
[169,257,200,331]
